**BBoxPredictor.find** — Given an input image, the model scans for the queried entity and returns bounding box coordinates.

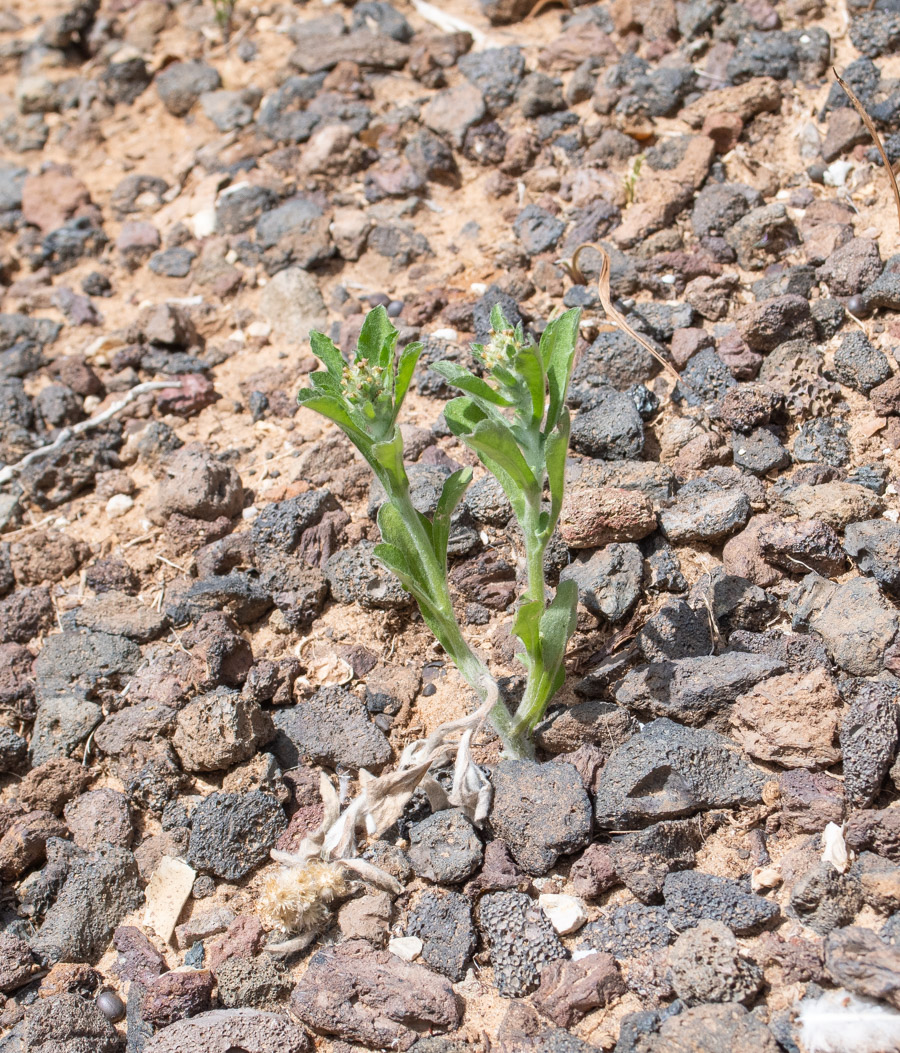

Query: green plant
[210,0,237,39]
[297,304,581,759]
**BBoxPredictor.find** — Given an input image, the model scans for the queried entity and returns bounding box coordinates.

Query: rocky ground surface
[2,0,900,1050]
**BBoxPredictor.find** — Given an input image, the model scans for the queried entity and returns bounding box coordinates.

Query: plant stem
[388,487,526,758]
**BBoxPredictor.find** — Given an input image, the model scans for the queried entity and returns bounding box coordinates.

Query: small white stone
[431,327,457,341]
[247,321,271,339]
[823,160,854,188]
[538,893,588,935]
[242,506,258,521]
[106,494,134,518]
[822,821,850,873]
[388,936,423,961]
[190,207,217,239]
[144,855,196,944]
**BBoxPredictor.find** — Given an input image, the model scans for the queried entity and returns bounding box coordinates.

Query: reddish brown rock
[531,952,624,1027]
[141,970,215,1027]
[732,668,843,769]
[290,939,461,1050]
[207,916,266,975]
[21,163,93,233]
[570,843,619,899]
[0,810,67,880]
[702,112,744,153]
[559,486,656,548]
[17,757,91,815]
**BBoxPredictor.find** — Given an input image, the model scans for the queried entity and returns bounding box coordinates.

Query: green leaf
[544,409,570,534]
[512,599,542,659]
[490,302,511,332]
[515,343,546,425]
[296,391,373,456]
[539,578,578,686]
[444,400,536,493]
[432,467,473,570]
[431,361,513,408]
[372,430,408,490]
[357,305,398,369]
[309,370,342,395]
[309,331,346,381]
[376,499,435,604]
[393,342,423,420]
[541,308,581,433]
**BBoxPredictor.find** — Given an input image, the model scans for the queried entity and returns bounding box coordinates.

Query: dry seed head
[258,859,350,935]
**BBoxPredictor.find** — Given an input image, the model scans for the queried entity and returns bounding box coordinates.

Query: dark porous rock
[609,818,708,904]
[514,204,565,255]
[63,591,169,643]
[0,641,35,714]
[23,993,122,1053]
[530,952,624,1028]
[534,699,637,754]
[654,1002,780,1051]
[637,599,712,662]
[30,844,143,965]
[757,517,846,576]
[736,295,815,352]
[187,792,286,881]
[817,237,883,296]
[691,183,760,238]
[324,541,410,609]
[659,484,751,544]
[490,760,592,874]
[0,727,27,774]
[165,572,273,627]
[614,651,785,726]
[579,904,673,961]
[573,328,659,394]
[0,586,55,644]
[593,719,766,829]
[173,688,273,773]
[559,543,642,624]
[35,630,141,695]
[145,1008,311,1053]
[725,203,798,271]
[408,809,483,885]
[407,888,476,981]
[477,891,566,997]
[713,384,784,434]
[272,685,392,771]
[215,955,292,1010]
[664,871,780,935]
[832,331,892,394]
[669,920,763,1005]
[824,925,900,1008]
[0,930,36,992]
[142,970,215,1027]
[29,692,102,766]
[570,389,644,460]
[458,46,525,114]
[839,679,899,809]
[156,60,222,117]
[290,939,460,1050]
[789,861,863,935]
[844,519,900,596]
[732,427,791,476]
[845,808,900,862]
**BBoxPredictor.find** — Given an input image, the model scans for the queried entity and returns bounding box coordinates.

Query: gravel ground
[1,0,900,1050]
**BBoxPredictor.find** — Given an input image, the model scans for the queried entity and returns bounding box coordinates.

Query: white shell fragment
[144,855,196,944]
[822,822,851,873]
[388,936,423,961]
[538,893,588,935]
[106,494,134,518]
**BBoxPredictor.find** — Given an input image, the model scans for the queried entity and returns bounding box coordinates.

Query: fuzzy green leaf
[372,430,408,489]
[309,370,342,395]
[539,578,578,686]
[444,399,537,494]
[309,331,346,381]
[295,391,373,455]
[516,343,546,425]
[393,342,423,420]
[541,308,581,433]
[431,361,513,407]
[432,467,473,570]
[512,599,542,659]
[490,303,511,332]
[357,304,397,369]
[376,499,435,602]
